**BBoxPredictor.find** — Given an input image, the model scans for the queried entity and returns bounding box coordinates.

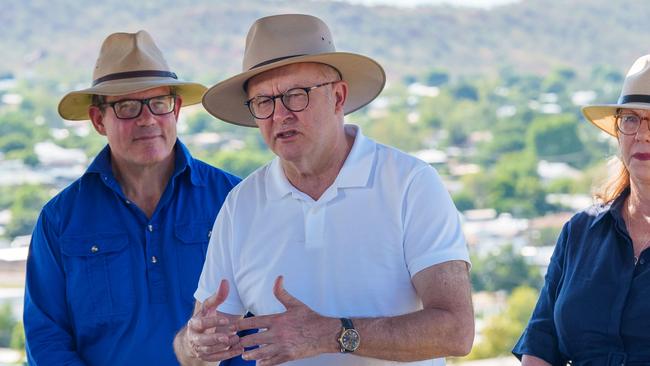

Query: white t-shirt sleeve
[403,165,470,277]
[194,197,246,315]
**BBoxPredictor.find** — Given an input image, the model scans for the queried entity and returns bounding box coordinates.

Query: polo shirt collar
[265,124,376,201]
[85,139,203,186]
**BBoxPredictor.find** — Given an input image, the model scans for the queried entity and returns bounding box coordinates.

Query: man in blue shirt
[23,30,250,366]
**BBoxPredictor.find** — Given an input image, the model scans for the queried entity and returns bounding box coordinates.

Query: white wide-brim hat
[202,14,386,127]
[58,30,206,121]
[582,54,650,137]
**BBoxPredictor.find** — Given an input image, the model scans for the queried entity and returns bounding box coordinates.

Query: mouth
[275,130,299,140]
[134,135,161,141]
[632,153,650,161]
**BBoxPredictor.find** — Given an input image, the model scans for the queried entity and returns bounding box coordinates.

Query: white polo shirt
[196,125,469,366]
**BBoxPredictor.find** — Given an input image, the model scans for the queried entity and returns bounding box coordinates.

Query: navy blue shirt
[513,190,650,365]
[24,141,252,366]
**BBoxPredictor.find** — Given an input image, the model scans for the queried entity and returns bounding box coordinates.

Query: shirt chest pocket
[60,233,135,320]
[175,223,212,305]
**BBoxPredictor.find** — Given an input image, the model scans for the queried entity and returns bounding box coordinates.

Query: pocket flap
[175,222,212,244]
[61,233,128,257]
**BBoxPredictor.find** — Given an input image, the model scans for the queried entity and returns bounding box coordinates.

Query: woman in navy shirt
[513,55,650,365]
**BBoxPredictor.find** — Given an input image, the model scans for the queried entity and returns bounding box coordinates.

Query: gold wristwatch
[338,318,360,353]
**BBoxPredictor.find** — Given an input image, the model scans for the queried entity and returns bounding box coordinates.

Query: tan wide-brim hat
[582,54,650,137]
[58,30,207,121]
[202,14,386,127]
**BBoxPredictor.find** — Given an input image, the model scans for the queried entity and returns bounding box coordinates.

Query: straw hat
[58,30,207,121]
[202,14,386,127]
[582,54,650,137]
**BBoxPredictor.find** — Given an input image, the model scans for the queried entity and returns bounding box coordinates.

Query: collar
[85,139,203,186]
[589,188,629,229]
[265,124,376,201]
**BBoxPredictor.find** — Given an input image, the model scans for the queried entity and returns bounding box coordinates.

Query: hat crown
[92,30,171,82]
[242,14,336,71]
[619,55,650,98]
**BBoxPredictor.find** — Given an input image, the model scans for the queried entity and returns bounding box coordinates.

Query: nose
[134,104,156,126]
[271,96,293,124]
[635,118,650,142]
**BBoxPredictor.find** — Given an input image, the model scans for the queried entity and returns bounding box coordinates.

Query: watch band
[340,317,354,330]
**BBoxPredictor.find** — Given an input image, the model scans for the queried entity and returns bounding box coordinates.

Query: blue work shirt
[24,140,252,366]
[513,189,650,366]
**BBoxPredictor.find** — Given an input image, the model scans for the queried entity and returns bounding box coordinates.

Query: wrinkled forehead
[246,62,339,96]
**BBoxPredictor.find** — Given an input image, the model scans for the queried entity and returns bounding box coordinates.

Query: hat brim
[202,52,386,127]
[58,77,207,121]
[582,103,650,137]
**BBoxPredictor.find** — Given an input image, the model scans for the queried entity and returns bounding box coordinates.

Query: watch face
[341,329,360,351]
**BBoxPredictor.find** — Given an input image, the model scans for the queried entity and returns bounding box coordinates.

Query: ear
[333,81,348,114]
[173,95,183,120]
[88,106,107,136]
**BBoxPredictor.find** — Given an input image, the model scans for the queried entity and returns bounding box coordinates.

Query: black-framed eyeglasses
[100,94,176,120]
[245,81,338,120]
[615,112,650,135]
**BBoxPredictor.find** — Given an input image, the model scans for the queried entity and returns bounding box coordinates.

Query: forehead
[104,86,171,102]
[246,63,330,95]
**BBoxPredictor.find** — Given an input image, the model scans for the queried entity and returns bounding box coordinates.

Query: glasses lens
[113,100,142,119]
[282,88,309,112]
[148,95,175,115]
[618,114,640,134]
[250,96,274,119]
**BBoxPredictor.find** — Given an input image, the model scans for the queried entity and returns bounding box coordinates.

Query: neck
[282,128,354,201]
[627,181,650,219]
[111,152,175,219]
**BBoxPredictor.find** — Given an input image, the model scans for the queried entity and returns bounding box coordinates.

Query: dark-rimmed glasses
[245,81,338,120]
[616,112,650,135]
[100,94,176,120]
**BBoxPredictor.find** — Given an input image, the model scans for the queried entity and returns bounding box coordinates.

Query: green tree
[204,149,272,178]
[526,114,585,166]
[471,244,542,293]
[0,303,16,347]
[5,185,51,238]
[466,286,538,359]
[485,151,553,216]
[424,68,449,86]
[10,321,24,351]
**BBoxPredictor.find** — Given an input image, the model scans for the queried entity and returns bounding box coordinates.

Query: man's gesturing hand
[185,279,243,362]
[237,276,339,366]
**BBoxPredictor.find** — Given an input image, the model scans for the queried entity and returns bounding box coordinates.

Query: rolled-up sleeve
[512,221,569,366]
[24,208,86,365]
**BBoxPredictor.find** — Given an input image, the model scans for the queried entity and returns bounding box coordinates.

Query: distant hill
[2,0,649,85]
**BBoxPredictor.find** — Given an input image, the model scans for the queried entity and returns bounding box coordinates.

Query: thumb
[273,275,302,309]
[202,279,229,315]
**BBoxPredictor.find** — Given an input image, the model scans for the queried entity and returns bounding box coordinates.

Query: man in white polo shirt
[174,14,474,366]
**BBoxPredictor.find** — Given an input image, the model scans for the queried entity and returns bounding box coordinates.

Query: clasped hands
[185,276,336,366]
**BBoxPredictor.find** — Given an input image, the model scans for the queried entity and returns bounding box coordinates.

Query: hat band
[249,54,307,70]
[618,94,650,104]
[92,70,178,86]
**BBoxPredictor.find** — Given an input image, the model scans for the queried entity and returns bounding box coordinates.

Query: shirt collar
[85,139,203,186]
[590,188,629,229]
[265,124,376,201]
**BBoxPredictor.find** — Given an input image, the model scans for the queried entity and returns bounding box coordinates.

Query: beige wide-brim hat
[582,54,650,137]
[58,30,207,121]
[202,14,386,127]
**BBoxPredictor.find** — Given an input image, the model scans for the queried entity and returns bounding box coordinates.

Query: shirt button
[640,258,646,265]
[148,225,153,232]
[91,245,99,253]
[151,256,158,264]
[207,230,212,238]
[125,200,131,205]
